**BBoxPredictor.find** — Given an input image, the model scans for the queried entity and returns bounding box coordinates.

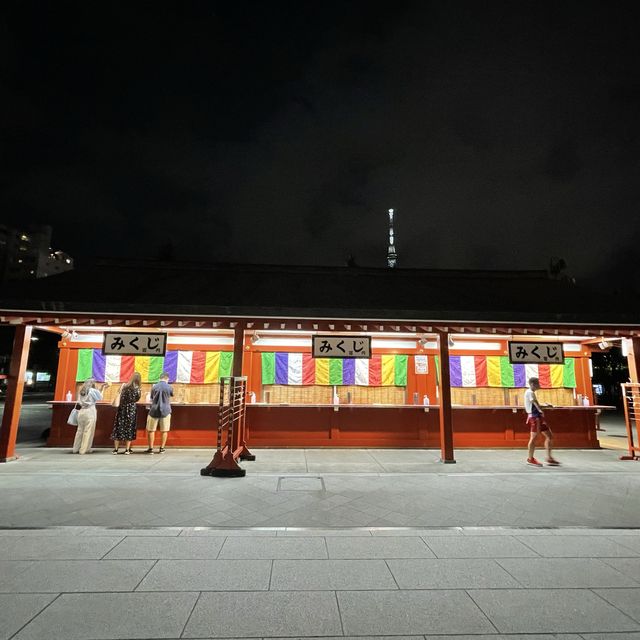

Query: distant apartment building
[0,224,73,282]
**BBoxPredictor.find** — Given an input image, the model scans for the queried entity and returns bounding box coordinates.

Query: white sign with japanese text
[508,341,564,365]
[102,332,168,356]
[414,355,428,374]
[312,335,371,359]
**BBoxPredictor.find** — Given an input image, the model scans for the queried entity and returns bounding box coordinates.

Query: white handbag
[67,406,79,426]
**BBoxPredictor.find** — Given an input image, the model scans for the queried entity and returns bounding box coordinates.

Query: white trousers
[72,407,97,454]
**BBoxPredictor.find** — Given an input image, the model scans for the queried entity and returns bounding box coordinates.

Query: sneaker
[546,458,560,466]
[527,457,543,467]
[112,449,119,455]
[124,449,131,455]
[158,447,165,453]
[144,448,154,454]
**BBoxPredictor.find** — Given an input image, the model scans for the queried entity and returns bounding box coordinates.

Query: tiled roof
[0,259,636,325]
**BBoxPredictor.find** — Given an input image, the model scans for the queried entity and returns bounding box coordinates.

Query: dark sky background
[2,1,640,286]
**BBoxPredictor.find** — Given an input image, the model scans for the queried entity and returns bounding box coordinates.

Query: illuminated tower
[387,208,397,268]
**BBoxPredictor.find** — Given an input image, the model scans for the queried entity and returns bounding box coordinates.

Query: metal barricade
[620,383,640,461]
[200,376,254,477]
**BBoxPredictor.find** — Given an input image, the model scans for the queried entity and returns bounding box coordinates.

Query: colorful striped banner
[75,349,233,383]
[261,353,408,386]
[449,355,575,388]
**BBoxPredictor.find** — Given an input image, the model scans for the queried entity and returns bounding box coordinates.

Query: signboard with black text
[508,341,564,365]
[102,332,168,356]
[312,335,371,359]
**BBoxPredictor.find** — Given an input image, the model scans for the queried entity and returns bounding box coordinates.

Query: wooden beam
[232,325,244,378]
[0,325,32,462]
[436,330,455,464]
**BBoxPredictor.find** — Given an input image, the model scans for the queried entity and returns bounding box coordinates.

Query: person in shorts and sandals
[524,377,560,467]
[145,372,173,454]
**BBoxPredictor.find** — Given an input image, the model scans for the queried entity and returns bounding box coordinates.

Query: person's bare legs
[147,430,155,450]
[160,431,169,449]
[527,431,538,459]
[125,439,132,451]
[544,431,556,461]
[113,439,120,452]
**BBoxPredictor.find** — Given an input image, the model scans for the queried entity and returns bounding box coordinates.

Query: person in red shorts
[524,376,560,467]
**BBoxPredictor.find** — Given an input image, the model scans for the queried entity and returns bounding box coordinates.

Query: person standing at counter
[524,377,560,467]
[145,372,173,454]
[73,378,110,454]
[111,372,142,455]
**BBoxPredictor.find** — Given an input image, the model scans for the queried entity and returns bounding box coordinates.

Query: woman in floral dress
[111,372,142,454]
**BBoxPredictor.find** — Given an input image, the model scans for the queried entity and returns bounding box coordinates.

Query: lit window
[65,259,71,264]
[30,270,35,274]
[18,259,23,264]
[20,234,29,241]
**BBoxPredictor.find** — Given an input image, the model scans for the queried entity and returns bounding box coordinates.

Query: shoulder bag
[67,403,81,426]
[112,385,123,408]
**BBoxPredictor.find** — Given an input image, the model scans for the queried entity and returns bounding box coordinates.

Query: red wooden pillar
[0,325,32,462]
[624,338,640,447]
[437,331,455,463]
[626,338,640,384]
[232,324,245,378]
[232,323,255,460]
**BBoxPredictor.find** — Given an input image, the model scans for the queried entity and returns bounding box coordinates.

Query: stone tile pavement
[0,527,639,639]
[1,447,639,528]
[1,445,640,639]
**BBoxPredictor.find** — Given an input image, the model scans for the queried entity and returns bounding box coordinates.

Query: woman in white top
[72,378,110,454]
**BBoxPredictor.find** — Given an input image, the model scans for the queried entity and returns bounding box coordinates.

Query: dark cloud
[2,0,640,285]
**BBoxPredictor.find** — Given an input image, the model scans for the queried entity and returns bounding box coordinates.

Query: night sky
[2,1,640,286]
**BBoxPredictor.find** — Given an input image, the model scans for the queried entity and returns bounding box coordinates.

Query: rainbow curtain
[448,355,576,388]
[75,349,233,383]
[261,353,408,386]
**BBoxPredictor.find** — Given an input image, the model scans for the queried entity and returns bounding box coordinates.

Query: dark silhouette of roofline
[0,258,637,327]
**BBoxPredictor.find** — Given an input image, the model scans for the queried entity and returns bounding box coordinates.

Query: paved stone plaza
[1,438,639,639]
[2,446,640,528]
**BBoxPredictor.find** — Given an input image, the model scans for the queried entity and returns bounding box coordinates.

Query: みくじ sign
[102,332,168,356]
[312,335,371,359]
[508,341,564,365]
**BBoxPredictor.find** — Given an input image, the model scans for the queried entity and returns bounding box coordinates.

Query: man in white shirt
[524,377,560,467]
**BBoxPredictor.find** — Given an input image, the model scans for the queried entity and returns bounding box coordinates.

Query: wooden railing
[620,383,640,460]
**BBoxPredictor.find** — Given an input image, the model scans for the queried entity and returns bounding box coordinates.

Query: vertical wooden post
[54,344,71,400]
[624,339,640,451]
[437,331,455,463]
[231,322,255,461]
[0,325,32,462]
[232,324,245,378]
[626,338,640,384]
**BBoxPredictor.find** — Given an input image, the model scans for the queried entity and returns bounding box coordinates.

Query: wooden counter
[47,402,609,449]
[48,402,220,448]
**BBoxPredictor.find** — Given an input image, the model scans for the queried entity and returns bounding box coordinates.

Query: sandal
[112,449,119,455]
